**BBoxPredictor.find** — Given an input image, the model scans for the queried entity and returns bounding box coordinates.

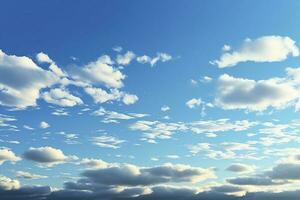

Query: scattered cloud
[23,146,77,167]
[91,134,125,149]
[40,121,50,129]
[212,35,299,68]
[116,51,136,65]
[15,171,47,179]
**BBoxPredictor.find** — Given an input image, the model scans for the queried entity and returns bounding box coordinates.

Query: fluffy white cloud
[116,51,136,65]
[212,35,299,68]
[215,74,298,111]
[71,55,125,88]
[122,93,138,105]
[40,121,50,129]
[23,146,77,166]
[84,87,120,103]
[42,88,83,107]
[0,50,60,108]
[36,52,53,64]
[0,148,20,165]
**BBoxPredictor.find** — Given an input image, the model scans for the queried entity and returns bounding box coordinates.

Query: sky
[1,1,300,200]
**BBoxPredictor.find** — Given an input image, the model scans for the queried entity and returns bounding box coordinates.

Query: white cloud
[0,114,18,131]
[40,121,50,129]
[36,52,53,64]
[188,143,211,154]
[116,51,136,65]
[91,134,125,149]
[0,50,60,108]
[113,46,123,52]
[93,107,146,124]
[215,74,298,111]
[23,146,77,167]
[42,88,83,107]
[0,148,21,165]
[71,55,125,88]
[212,35,299,68]
[15,171,47,179]
[161,105,170,112]
[84,87,121,103]
[122,94,138,105]
[136,53,172,66]
[222,44,231,51]
[166,155,180,159]
[130,119,253,143]
[80,158,108,169]
[186,98,202,108]
[200,76,212,83]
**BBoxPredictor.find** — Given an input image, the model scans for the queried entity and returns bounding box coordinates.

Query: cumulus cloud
[215,74,298,111]
[42,88,83,107]
[0,50,60,108]
[122,93,139,105]
[23,146,77,167]
[70,55,125,88]
[80,163,215,186]
[0,148,20,165]
[212,35,299,68]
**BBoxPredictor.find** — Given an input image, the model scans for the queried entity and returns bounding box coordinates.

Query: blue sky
[1,1,300,200]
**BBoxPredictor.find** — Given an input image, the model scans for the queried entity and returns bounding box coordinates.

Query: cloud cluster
[0,49,142,109]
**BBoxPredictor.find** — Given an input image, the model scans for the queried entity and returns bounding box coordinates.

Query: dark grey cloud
[226,163,255,173]
[0,186,51,200]
[2,184,300,200]
[210,185,244,193]
[267,163,300,180]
